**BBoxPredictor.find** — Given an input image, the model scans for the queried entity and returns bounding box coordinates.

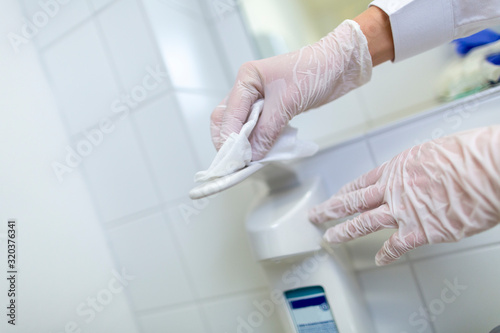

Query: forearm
[353,6,394,66]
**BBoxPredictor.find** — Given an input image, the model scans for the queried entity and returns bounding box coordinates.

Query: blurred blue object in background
[486,53,500,65]
[454,29,500,56]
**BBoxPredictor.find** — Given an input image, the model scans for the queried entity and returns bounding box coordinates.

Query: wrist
[353,6,394,66]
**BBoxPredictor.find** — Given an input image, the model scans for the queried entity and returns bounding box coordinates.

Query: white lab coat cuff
[370,0,454,62]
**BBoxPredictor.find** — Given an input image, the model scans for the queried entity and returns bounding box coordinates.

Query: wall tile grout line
[301,85,500,164]
[98,211,146,333]
[37,4,94,53]
[135,0,205,171]
[364,84,500,139]
[19,4,76,149]
[89,0,166,227]
[25,3,142,330]
[161,94,205,170]
[85,0,120,13]
[356,89,376,127]
[354,242,500,275]
[173,86,229,96]
[134,0,174,82]
[68,89,174,143]
[364,134,380,167]
[103,204,166,231]
[91,0,126,91]
[102,194,200,231]
[159,205,216,333]
[132,2,219,331]
[133,286,269,318]
[83,1,212,331]
[94,2,212,330]
[233,3,261,60]
[124,108,184,209]
[407,259,438,333]
[121,90,209,323]
[154,0,202,22]
[25,0,114,230]
[67,7,150,332]
[199,286,270,306]
[352,258,409,275]
[408,242,500,265]
[89,0,179,225]
[195,0,235,87]
[32,0,120,55]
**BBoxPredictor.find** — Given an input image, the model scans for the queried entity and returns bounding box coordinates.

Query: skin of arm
[354,6,395,66]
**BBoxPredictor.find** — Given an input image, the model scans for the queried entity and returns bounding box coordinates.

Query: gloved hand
[210,20,372,161]
[309,126,500,266]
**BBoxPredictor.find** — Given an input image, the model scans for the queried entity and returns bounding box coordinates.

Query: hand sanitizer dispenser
[246,174,373,332]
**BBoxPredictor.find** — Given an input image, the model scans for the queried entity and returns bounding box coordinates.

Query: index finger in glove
[375,232,428,266]
[210,96,228,150]
[219,63,262,149]
[309,184,386,224]
[323,204,396,243]
[248,102,289,161]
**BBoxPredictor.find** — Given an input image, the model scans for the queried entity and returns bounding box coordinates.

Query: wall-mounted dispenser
[246,166,373,332]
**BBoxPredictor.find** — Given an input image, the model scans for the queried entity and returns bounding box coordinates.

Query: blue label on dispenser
[285,286,339,333]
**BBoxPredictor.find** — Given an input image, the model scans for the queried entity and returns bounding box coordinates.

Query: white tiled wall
[212,10,256,78]
[358,45,451,125]
[96,0,169,95]
[289,91,371,149]
[142,0,229,92]
[81,117,159,222]
[26,0,500,331]
[358,264,432,333]
[167,181,269,299]
[175,92,222,168]
[20,0,92,48]
[138,305,208,333]
[413,245,500,333]
[203,291,287,333]
[29,0,283,332]
[41,21,119,135]
[1,2,138,332]
[132,94,199,201]
[107,213,195,310]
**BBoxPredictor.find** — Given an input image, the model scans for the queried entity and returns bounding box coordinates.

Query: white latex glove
[309,126,500,266]
[211,20,372,161]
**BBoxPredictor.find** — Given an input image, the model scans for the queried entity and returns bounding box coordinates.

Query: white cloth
[195,100,318,182]
[370,0,500,61]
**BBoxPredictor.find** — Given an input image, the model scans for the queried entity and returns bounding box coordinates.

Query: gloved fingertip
[215,140,223,151]
[250,149,266,162]
[251,142,274,162]
[375,257,386,266]
[248,125,279,162]
[375,251,396,266]
[211,140,221,152]
[322,233,333,244]
[308,207,321,224]
[323,229,341,244]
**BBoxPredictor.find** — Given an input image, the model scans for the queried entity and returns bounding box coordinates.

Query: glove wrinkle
[311,126,500,266]
[212,20,372,161]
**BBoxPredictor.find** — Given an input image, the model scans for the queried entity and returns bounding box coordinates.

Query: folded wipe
[194,100,318,183]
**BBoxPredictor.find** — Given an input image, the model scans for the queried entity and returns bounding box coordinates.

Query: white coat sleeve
[370,0,500,61]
